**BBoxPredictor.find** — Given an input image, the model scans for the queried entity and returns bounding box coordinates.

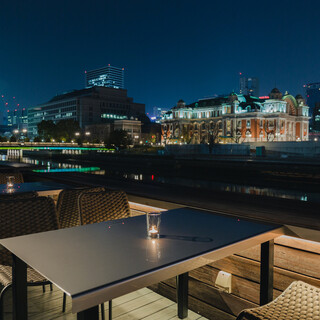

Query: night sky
[1,0,320,114]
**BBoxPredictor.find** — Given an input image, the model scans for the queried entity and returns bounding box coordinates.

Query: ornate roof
[282,94,298,108]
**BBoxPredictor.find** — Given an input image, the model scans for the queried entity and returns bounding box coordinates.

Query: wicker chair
[0,197,59,318]
[78,190,131,320]
[236,281,320,320]
[0,172,24,185]
[58,187,106,314]
[57,187,105,229]
[79,190,131,225]
[0,191,38,200]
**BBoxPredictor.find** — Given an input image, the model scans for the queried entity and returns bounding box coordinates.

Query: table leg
[177,272,188,319]
[77,306,99,320]
[12,254,27,320]
[260,240,274,305]
[109,300,112,320]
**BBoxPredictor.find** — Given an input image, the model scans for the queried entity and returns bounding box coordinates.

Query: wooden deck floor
[3,285,208,320]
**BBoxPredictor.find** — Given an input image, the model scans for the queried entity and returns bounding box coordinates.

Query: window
[247,120,251,128]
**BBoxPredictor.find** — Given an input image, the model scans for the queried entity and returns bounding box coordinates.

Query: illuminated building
[304,82,320,130]
[7,108,28,130]
[85,65,124,89]
[240,76,259,97]
[312,104,320,132]
[27,86,145,137]
[161,88,310,144]
[85,120,141,144]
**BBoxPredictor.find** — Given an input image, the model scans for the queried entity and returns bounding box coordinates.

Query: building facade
[28,86,145,137]
[85,120,141,144]
[161,88,309,144]
[305,82,320,129]
[7,108,28,130]
[239,76,259,97]
[85,65,124,89]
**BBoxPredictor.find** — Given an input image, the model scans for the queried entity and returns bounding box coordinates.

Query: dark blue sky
[1,0,320,114]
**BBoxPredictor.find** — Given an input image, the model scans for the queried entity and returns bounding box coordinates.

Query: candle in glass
[146,212,161,239]
[6,176,14,188]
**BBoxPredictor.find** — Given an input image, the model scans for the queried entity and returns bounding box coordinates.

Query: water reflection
[0,154,318,203]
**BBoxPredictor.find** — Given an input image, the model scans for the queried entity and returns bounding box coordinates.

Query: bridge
[0,142,114,158]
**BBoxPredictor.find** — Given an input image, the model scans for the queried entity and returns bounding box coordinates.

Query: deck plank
[3,285,207,320]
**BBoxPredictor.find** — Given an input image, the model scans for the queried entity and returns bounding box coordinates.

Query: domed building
[161,89,310,144]
[269,88,282,100]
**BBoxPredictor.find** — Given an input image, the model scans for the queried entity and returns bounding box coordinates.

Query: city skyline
[1,0,320,114]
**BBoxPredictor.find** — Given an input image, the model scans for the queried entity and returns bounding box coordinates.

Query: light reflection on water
[0,154,318,203]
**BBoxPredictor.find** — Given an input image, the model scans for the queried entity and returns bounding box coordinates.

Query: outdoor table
[0,181,71,197]
[0,207,286,320]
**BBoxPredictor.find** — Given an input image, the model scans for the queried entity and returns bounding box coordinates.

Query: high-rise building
[305,82,320,126]
[85,65,124,89]
[239,76,259,97]
[7,108,27,130]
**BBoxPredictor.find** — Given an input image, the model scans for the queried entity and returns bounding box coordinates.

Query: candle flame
[150,226,158,233]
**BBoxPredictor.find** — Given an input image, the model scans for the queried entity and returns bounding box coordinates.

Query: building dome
[178,99,185,103]
[295,94,303,100]
[269,88,282,99]
[282,94,298,107]
[282,93,298,115]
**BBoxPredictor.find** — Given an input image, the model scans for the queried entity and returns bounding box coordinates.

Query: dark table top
[0,181,71,194]
[0,207,285,313]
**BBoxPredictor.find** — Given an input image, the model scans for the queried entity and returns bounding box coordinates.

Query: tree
[208,122,220,144]
[9,135,17,142]
[230,127,244,144]
[105,130,132,149]
[55,119,81,142]
[37,120,56,140]
[33,136,41,142]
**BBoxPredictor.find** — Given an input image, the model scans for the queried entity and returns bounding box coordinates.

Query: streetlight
[85,132,91,136]
[13,129,19,134]
[75,132,80,136]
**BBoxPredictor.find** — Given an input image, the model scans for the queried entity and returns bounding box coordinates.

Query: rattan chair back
[0,172,24,184]
[79,190,131,225]
[0,191,38,200]
[0,196,58,266]
[57,187,105,229]
[237,280,320,320]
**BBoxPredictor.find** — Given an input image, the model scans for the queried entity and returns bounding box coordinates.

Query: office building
[7,108,28,130]
[28,86,145,137]
[239,76,259,97]
[305,82,320,130]
[85,120,141,144]
[85,65,124,89]
[151,106,168,123]
[312,103,320,132]
[161,88,310,144]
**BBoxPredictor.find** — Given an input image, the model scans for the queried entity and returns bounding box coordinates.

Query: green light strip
[32,167,101,173]
[0,147,114,151]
